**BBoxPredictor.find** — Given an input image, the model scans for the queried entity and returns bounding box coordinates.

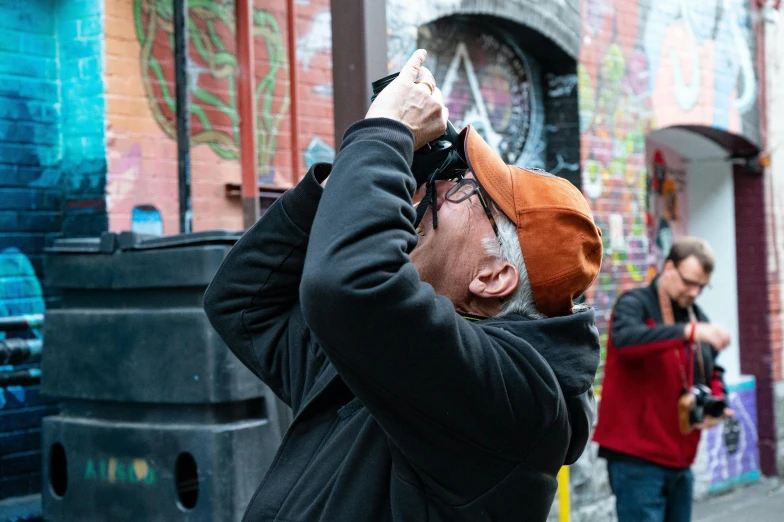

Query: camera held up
[371,73,466,186]
[371,72,467,230]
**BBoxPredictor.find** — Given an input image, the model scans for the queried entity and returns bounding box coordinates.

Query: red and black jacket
[593,279,725,469]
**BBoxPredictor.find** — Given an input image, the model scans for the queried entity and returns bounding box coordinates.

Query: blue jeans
[607,459,694,522]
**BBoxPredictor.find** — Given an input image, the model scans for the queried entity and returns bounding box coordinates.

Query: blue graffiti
[0,247,45,350]
[304,136,335,168]
[0,248,45,320]
[0,385,30,411]
[131,205,164,236]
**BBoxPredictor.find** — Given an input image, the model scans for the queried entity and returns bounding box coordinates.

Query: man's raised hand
[365,49,449,150]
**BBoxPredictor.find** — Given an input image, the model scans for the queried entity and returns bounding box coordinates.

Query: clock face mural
[418,21,545,169]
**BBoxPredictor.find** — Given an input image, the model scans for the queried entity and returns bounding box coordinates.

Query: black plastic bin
[40,231,283,521]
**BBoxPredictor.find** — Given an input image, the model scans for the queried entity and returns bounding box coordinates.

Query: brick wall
[57,0,108,237]
[766,10,784,384]
[0,0,106,504]
[0,0,59,504]
[765,2,784,476]
[0,0,61,299]
[105,0,333,233]
[735,165,777,476]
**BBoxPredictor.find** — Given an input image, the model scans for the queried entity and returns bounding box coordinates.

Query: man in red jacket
[594,237,733,522]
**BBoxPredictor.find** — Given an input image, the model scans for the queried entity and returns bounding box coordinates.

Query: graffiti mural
[133,0,290,178]
[303,136,334,168]
[107,141,142,216]
[643,0,757,131]
[297,11,331,72]
[579,0,759,340]
[297,9,335,164]
[0,248,45,323]
[645,143,689,276]
[381,1,760,390]
[108,0,333,231]
[544,71,582,188]
[694,377,761,494]
[131,205,164,236]
[106,141,165,234]
[419,21,546,168]
[579,38,652,327]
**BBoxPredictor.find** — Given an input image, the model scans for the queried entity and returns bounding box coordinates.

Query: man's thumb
[401,49,427,80]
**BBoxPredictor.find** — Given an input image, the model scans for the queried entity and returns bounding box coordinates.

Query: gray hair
[481,204,589,319]
[481,206,545,319]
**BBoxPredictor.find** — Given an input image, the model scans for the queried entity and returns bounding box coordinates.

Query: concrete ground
[2,480,783,522]
[693,477,784,522]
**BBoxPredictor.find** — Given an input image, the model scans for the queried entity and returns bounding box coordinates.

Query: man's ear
[468,261,519,300]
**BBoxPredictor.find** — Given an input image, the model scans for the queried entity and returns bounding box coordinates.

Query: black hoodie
[204,119,600,521]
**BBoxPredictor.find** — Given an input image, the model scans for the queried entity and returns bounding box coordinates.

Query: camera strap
[413,149,463,231]
[657,280,703,391]
[688,307,707,386]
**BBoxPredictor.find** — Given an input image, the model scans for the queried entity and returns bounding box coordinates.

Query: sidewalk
[693,478,784,522]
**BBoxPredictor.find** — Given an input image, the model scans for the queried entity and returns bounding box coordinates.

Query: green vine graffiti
[133,0,289,177]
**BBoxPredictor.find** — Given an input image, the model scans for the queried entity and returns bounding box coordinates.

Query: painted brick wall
[57,0,108,237]
[105,0,333,234]
[764,2,784,477]
[545,70,580,188]
[577,0,763,391]
[0,0,59,503]
[0,0,61,299]
[766,12,784,384]
[0,0,107,504]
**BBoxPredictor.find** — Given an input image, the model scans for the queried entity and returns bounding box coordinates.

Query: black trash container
[40,231,283,521]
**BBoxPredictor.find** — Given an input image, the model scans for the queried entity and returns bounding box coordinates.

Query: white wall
[687,159,741,382]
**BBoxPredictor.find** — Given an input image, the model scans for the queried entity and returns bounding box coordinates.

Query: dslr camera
[371,72,466,185]
[687,384,727,425]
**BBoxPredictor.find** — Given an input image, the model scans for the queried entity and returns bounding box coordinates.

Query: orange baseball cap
[460,125,603,317]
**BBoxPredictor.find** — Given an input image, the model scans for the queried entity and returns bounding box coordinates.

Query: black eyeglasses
[444,178,500,239]
[675,266,712,292]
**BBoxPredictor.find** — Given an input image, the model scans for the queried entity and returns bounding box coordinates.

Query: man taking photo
[594,237,733,522]
[204,49,603,521]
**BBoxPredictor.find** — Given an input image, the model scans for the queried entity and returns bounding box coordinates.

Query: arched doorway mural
[418,19,546,169]
[414,15,581,188]
[645,126,774,483]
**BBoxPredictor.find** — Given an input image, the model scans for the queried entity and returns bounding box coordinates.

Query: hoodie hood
[485,308,601,464]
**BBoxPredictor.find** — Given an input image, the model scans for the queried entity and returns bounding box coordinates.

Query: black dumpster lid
[47,230,243,254]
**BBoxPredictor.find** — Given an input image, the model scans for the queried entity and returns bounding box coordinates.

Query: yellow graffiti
[108,457,117,483]
[84,458,156,485]
[133,458,150,481]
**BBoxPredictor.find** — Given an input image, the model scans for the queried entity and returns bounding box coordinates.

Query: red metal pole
[236,0,260,228]
[286,0,301,185]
